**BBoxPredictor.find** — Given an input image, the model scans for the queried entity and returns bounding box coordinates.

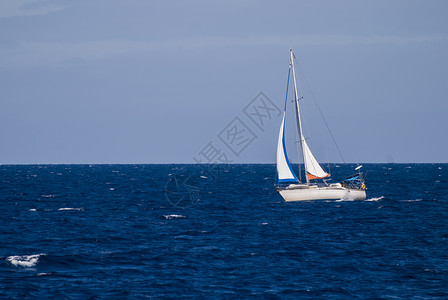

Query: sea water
[1,164,447,298]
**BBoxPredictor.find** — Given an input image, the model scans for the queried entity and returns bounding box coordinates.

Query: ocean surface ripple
[1,164,447,298]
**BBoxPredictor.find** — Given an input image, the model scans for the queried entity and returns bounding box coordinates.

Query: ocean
[1,163,447,299]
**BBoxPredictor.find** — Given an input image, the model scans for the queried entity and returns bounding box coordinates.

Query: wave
[366,196,385,201]
[163,214,187,219]
[6,253,45,268]
[335,195,385,202]
[336,198,356,202]
[337,193,359,201]
[41,194,56,198]
[27,208,84,212]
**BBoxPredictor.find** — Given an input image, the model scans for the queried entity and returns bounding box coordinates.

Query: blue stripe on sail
[278,65,299,185]
[282,124,298,183]
[278,178,298,183]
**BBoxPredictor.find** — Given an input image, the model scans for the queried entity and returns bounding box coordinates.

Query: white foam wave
[337,192,358,201]
[6,254,45,268]
[58,207,84,211]
[336,198,356,202]
[41,194,56,198]
[366,196,385,201]
[28,208,37,212]
[163,214,186,219]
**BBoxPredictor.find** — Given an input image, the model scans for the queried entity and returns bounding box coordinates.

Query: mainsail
[277,112,298,183]
[276,66,298,184]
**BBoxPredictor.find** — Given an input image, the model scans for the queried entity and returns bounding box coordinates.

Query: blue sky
[1,0,447,164]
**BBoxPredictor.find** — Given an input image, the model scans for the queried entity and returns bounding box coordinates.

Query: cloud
[1,34,447,70]
[0,0,63,19]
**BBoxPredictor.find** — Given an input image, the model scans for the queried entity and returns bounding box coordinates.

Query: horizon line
[1,162,447,166]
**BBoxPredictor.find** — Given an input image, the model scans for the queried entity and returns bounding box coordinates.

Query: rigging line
[294,58,346,163]
[320,115,331,175]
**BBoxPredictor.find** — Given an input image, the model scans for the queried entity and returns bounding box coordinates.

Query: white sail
[276,112,298,183]
[302,139,329,180]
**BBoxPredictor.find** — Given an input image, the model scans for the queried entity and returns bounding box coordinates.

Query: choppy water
[1,164,447,298]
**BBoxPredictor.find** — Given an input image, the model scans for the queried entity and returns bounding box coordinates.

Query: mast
[290,50,309,185]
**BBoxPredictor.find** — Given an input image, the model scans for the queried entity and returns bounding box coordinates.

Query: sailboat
[276,50,366,201]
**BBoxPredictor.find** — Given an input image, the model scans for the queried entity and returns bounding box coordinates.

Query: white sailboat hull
[279,186,366,201]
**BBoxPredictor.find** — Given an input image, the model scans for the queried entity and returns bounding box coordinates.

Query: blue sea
[1,164,447,299]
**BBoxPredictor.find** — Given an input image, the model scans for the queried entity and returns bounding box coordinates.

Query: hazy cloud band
[1,34,447,70]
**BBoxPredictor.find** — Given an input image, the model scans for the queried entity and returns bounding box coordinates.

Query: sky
[1,0,447,164]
